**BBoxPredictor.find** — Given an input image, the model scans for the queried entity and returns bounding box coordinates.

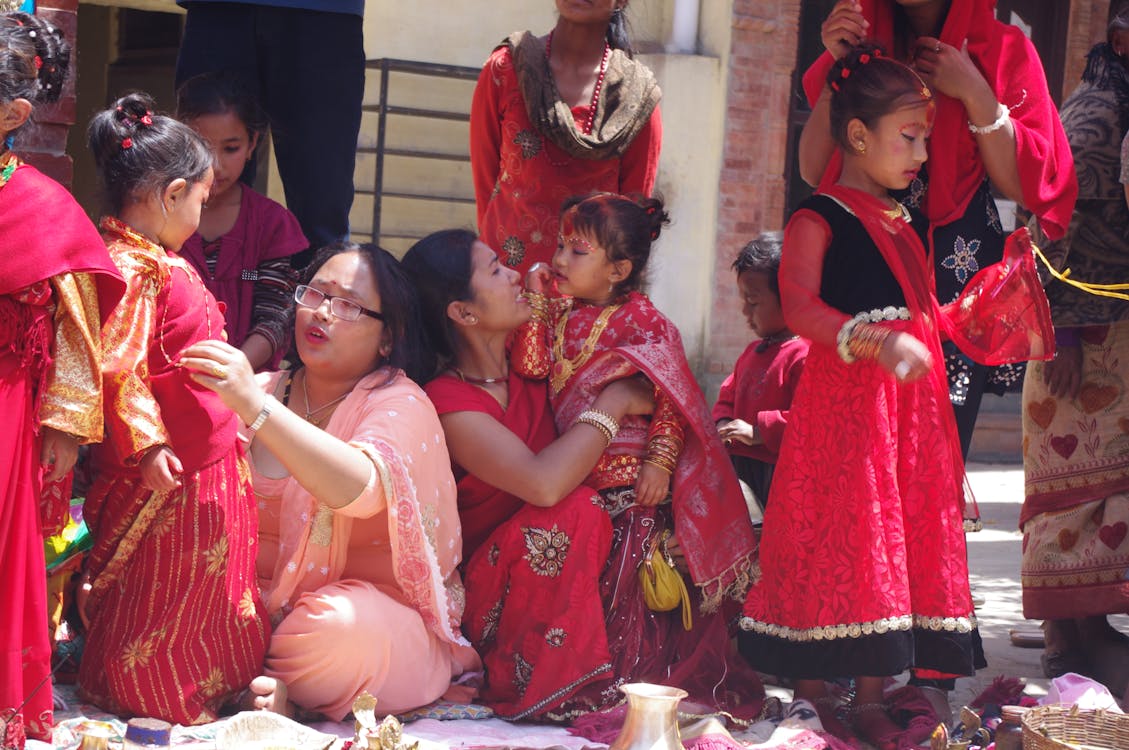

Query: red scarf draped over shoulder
[803,0,1076,240]
[0,162,124,319]
[552,293,757,608]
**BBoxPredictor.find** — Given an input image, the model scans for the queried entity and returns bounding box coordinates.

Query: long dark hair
[290,242,433,386]
[87,92,213,215]
[176,70,269,136]
[399,229,477,375]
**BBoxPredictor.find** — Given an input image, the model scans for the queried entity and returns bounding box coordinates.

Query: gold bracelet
[848,323,890,361]
[576,409,619,445]
[643,454,676,475]
[523,291,550,324]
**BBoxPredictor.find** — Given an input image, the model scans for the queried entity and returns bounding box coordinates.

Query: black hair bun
[2,12,71,104]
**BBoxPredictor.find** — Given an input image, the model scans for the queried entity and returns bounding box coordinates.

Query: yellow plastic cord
[1033,244,1129,301]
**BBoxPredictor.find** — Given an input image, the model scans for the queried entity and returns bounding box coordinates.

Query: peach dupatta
[259,369,470,649]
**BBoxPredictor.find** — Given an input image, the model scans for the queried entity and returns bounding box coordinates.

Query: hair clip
[873,49,882,58]
[650,229,660,240]
[33,55,42,69]
[28,30,36,38]
[121,137,133,150]
[841,68,851,79]
[831,81,841,92]
[859,53,871,64]
[140,113,153,126]
[645,205,657,216]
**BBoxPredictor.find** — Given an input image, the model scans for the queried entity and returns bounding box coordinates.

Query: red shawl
[551,293,757,608]
[0,163,124,319]
[425,371,558,560]
[803,0,1076,240]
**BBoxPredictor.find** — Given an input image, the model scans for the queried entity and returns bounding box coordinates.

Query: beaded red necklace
[545,31,611,136]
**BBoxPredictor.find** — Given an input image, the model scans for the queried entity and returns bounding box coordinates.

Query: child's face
[738,270,786,339]
[185,111,256,202]
[552,222,621,305]
[159,168,214,252]
[854,101,933,192]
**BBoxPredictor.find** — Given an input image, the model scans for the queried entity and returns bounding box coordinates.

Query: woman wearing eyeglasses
[179,242,480,719]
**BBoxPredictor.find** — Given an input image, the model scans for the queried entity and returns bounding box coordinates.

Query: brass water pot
[609,683,688,750]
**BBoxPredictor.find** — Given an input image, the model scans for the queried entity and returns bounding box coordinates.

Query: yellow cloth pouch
[638,530,692,630]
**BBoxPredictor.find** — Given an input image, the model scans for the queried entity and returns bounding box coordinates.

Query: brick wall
[1064,1,1110,100]
[703,0,799,396]
[16,0,78,185]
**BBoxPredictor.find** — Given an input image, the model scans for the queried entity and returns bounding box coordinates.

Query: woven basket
[1021,704,1129,750]
[215,710,337,750]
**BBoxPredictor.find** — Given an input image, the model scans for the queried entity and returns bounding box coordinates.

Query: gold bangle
[523,290,550,324]
[643,455,676,474]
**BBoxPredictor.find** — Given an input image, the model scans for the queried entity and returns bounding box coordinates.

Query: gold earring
[467,315,478,324]
[855,141,866,154]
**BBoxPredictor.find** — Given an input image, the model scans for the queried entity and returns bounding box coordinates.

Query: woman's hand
[180,340,263,425]
[635,462,670,507]
[821,0,868,59]
[140,445,183,491]
[40,427,79,483]
[525,262,554,295]
[913,38,993,107]
[878,331,933,383]
[718,418,759,446]
[1042,344,1082,400]
[665,532,688,575]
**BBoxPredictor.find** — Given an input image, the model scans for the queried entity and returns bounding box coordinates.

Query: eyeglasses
[294,284,384,322]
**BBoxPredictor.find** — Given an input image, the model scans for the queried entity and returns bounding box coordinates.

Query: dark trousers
[176,3,364,257]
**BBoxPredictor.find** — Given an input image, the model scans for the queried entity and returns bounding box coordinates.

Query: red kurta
[712,337,809,463]
[427,372,616,720]
[0,156,123,742]
[470,43,662,274]
[80,217,268,725]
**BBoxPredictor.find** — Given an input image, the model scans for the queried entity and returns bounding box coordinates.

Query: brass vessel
[609,683,688,750]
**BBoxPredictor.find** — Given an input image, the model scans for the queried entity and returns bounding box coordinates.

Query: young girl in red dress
[517,193,761,725]
[739,45,1053,749]
[176,72,307,371]
[0,13,124,743]
[79,93,268,725]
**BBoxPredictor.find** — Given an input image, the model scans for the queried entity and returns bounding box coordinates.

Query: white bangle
[246,400,272,433]
[968,103,1010,135]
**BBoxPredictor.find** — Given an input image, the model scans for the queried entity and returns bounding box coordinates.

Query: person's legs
[174,3,258,89]
[849,675,901,750]
[257,7,364,253]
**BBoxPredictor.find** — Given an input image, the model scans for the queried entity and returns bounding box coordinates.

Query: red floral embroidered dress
[0,154,124,741]
[514,292,764,722]
[79,217,268,725]
[740,186,1052,678]
[470,34,662,274]
[426,371,617,720]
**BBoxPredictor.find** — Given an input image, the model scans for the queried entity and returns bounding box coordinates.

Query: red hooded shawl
[803,0,1076,241]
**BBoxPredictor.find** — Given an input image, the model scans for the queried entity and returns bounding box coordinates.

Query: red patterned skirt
[79,448,269,723]
[741,343,976,678]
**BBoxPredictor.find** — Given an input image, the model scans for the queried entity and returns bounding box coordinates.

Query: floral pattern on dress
[488,543,501,567]
[941,236,981,285]
[481,597,504,644]
[513,130,541,159]
[502,236,525,268]
[522,525,569,577]
[514,653,534,697]
[545,627,566,647]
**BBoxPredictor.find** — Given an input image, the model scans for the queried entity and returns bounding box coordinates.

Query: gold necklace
[452,366,508,385]
[551,303,620,395]
[301,369,350,427]
[881,198,911,224]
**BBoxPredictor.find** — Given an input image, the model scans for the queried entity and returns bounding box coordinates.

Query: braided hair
[87,92,213,214]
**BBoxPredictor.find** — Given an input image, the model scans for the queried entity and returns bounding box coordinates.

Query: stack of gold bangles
[576,409,619,445]
[644,434,681,475]
[847,323,890,361]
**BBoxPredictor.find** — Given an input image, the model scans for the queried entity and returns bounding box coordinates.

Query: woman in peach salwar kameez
[182,242,479,718]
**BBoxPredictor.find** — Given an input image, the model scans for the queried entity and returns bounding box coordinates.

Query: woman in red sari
[403,229,655,721]
[78,93,268,724]
[470,0,661,274]
[0,13,124,743]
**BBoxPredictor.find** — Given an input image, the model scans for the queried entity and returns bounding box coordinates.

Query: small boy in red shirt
[713,232,809,518]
